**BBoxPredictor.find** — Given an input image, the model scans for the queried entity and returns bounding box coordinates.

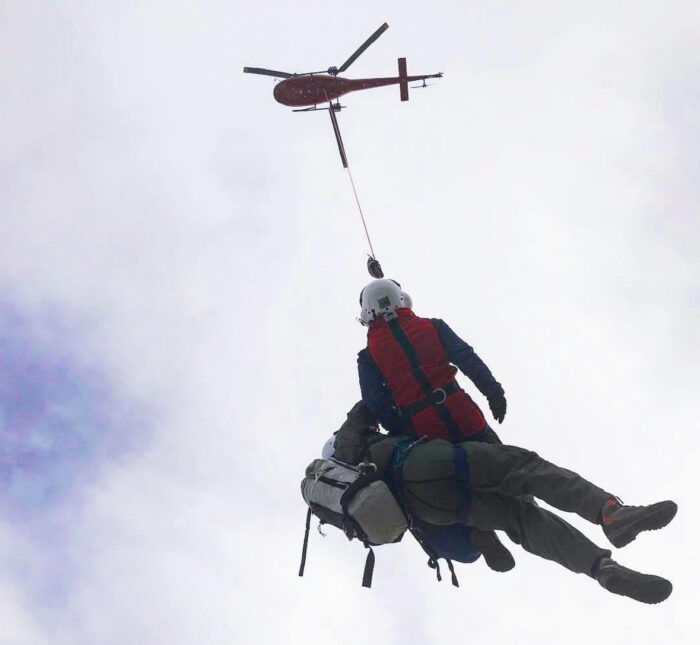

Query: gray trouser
[402,441,613,576]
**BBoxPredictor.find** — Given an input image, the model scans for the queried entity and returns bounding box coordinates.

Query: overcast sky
[1,1,698,643]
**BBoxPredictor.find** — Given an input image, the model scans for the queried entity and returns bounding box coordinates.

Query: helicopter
[244,23,442,167]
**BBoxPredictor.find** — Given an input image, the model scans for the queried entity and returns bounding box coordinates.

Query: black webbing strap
[340,470,380,513]
[453,444,472,524]
[428,557,442,582]
[425,554,457,586]
[298,507,312,577]
[400,380,460,417]
[387,318,464,442]
[445,558,459,587]
[362,545,375,588]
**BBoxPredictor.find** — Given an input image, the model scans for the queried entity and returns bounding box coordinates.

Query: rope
[345,165,376,260]
[323,89,378,261]
[322,89,378,266]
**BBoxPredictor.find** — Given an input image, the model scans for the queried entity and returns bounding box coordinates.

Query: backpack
[420,524,482,564]
[408,522,481,587]
[298,457,408,588]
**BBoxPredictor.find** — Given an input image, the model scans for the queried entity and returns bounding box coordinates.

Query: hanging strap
[298,507,312,577]
[425,551,459,587]
[427,556,442,582]
[362,545,376,588]
[445,558,459,587]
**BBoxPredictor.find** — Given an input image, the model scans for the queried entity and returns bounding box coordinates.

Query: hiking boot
[595,557,672,604]
[601,498,678,548]
[469,529,515,572]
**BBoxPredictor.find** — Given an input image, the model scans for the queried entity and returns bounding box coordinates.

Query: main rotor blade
[243,66,294,79]
[337,22,389,73]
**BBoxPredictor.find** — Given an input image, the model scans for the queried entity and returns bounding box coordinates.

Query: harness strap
[298,507,312,577]
[400,380,461,417]
[387,318,464,442]
[453,444,471,524]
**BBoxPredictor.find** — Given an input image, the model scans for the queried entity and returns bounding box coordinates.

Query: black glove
[488,395,507,424]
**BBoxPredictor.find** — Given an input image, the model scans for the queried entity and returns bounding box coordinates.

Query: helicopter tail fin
[398,57,409,101]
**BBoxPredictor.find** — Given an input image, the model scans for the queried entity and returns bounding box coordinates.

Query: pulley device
[367,256,383,279]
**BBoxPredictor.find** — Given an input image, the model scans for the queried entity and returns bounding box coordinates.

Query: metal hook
[367,256,384,278]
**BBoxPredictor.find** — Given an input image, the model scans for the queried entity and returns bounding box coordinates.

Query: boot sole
[602,571,673,604]
[605,501,677,548]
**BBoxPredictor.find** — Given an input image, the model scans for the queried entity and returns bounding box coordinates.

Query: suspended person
[327,401,514,573]
[357,278,507,442]
[356,278,512,566]
[325,401,677,604]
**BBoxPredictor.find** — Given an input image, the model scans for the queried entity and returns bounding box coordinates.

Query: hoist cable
[345,165,376,260]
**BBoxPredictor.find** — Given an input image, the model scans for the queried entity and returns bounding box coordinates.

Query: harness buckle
[432,387,447,404]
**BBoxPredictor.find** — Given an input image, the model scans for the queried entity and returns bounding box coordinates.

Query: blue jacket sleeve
[431,319,504,400]
[357,349,405,435]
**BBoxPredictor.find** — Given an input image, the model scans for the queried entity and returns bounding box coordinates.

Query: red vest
[367,309,485,441]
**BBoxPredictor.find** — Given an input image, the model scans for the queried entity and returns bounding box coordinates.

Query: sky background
[1,1,698,643]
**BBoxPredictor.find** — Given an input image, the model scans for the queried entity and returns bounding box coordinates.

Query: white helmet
[359,279,412,325]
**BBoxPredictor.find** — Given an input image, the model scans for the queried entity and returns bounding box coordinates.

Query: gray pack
[298,458,408,587]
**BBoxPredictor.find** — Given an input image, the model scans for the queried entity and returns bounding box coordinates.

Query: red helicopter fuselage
[273,73,439,107]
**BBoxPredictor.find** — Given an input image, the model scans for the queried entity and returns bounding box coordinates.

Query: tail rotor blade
[243,66,294,79]
[337,22,389,73]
